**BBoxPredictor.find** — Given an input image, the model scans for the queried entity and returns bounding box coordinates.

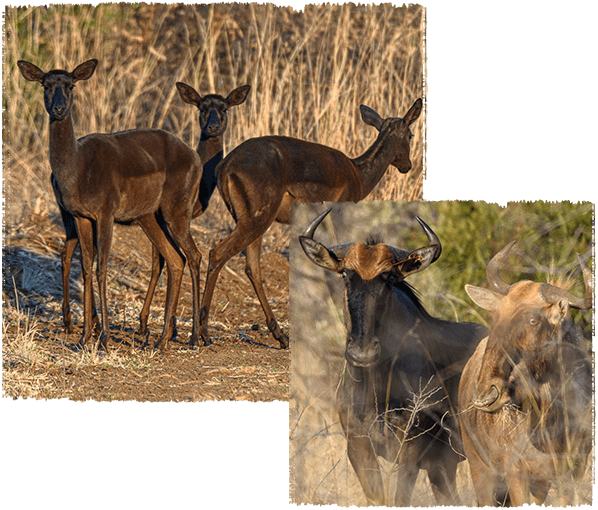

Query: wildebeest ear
[299,237,342,274]
[465,285,503,311]
[396,245,437,277]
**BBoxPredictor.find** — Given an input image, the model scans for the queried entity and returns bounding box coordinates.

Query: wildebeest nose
[346,336,381,366]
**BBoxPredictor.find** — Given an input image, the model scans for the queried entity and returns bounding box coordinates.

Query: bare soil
[2,196,290,402]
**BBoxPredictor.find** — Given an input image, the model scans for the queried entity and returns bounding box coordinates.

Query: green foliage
[425,201,593,334]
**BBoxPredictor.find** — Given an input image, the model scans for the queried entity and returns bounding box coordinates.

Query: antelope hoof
[63,313,73,334]
[268,319,289,349]
[98,332,110,352]
[197,325,212,347]
[154,338,168,352]
[278,333,289,349]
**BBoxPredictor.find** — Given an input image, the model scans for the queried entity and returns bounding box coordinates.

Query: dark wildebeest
[299,209,488,506]
[459,242,593,506]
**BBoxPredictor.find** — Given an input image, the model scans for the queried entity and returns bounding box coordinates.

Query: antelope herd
[18,57,593,506]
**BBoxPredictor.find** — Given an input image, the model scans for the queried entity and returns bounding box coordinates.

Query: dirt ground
[2,196,290,402]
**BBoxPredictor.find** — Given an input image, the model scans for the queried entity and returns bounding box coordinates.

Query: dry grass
[3,3,424,234]
[2,3,423,400]
[2,293,157,399]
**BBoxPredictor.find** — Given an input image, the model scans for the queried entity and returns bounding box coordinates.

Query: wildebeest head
[299,208,441,368]
[464,242,593,413]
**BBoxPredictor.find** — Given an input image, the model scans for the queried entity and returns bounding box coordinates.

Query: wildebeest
[459,242,593,506]
[299,208,488,506]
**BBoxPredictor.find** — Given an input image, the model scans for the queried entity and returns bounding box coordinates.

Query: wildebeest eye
[380,272,395,284]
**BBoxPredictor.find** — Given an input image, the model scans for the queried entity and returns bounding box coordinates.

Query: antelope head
[18,59,98,123]
[359,98,423,174]
[176,83,251,138]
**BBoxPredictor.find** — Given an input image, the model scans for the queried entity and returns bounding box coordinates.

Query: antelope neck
[351,127,401,198]
[196,132,224,211]
[48,114,79,194]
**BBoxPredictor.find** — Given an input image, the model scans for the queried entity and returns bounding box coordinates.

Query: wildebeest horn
[415,216,442,262]
[486,241,516,295]
[300,208,354,260]
[302,208,331,239]
[539,254,594,309]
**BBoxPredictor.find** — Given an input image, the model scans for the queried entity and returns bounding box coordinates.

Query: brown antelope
[18,59,203,350]
[198,98,423,349]
[50,81,250,345]
[137,82,251,343]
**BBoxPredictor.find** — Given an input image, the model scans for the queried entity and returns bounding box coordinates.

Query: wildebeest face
[473,299,569,412]
[341,268,399,367]
[300,208,442,369]
[465,242,592,414]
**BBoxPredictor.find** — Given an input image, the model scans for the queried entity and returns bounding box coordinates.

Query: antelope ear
[360,105,384,131]
[299,237,343,274]
[226,85,251,107]
[176,82,202,107]
[404,98,423,126]
[465,285,503,311]
[17,60,46,83]
[72,59,98,82]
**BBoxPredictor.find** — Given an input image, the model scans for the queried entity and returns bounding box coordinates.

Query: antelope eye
[530,318,538,326]
[341,271,347,279]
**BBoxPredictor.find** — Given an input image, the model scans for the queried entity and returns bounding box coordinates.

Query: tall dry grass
[3,3,425,235]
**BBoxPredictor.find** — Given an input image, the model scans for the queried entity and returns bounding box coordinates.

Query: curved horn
[415,216,442,262]
[301,208,332,239]
[394,217,442,277]
[300,208,355,260]
[539,254,594,309]
[486,241,516,295]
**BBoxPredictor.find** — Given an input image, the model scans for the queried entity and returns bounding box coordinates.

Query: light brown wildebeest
[299,209,488,506]
[459,242,593,506]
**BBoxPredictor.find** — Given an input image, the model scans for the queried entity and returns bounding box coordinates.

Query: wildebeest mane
[365,233,384,246]
[393,279,427,314]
